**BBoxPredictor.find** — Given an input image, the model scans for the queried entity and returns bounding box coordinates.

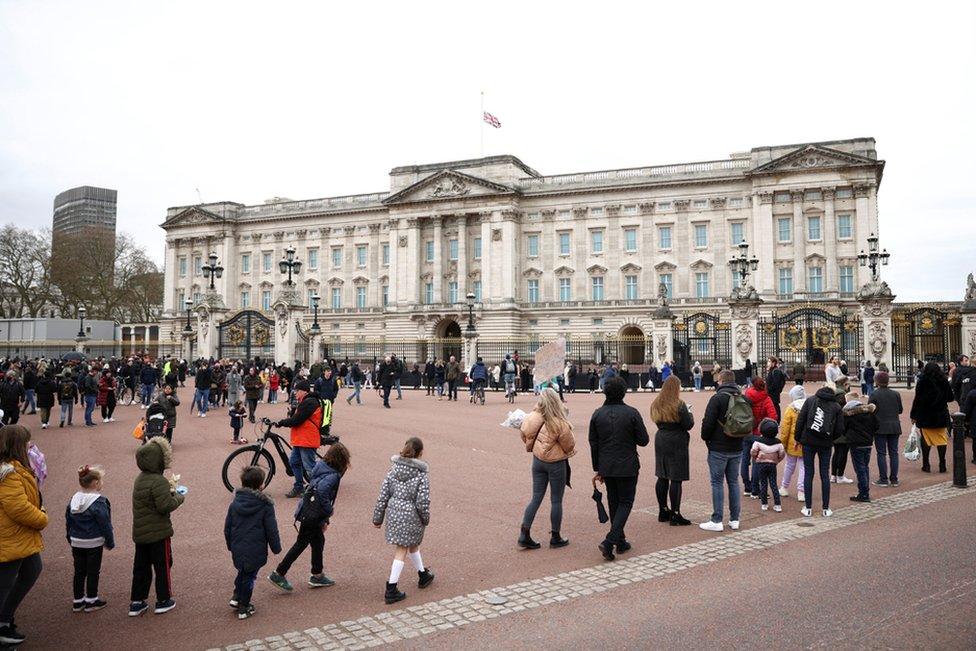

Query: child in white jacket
[751,418,786,512]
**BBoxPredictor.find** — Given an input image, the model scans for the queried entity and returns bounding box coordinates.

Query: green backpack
[722,390,755,437]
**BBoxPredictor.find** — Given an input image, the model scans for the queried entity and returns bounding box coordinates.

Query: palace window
[835,187,853,199]
[423,282,433,304]
[527,279,539,304]
[527,234,539,257]
[307,288,317,307]
[425,240,434,262]
[178,256,187,277]
[261,290,271,311]
[591,276,604,301]
[559,277,571,302]
[840,265,855,294]
[307,248,318,270]
[693,199,707,209]
[262,252,272,273]
[694,224,708,248]
[194,256,202,276]
[448,238,458,261]
[356,286,367,308]
[730,222,745,245]
[560,318,570,326]
[331,287,342,309]
[331,247,342,269]
[473,280,482,302]
[695,272,710,298]
[590,207,604,216]
[623,205,637,214]
[837,213,853,239]
[808,266,824,293]
[177,289,185,307]
[356,245,367,268]
[777,218,792,243]
[728,197,743,208]
[558,232,571,256]
[804,190,822,201]
[778,267,793,296]
[382,243,390,265]
[774,192,791,203]
[591,230,604,254]
[382,285,389,306]
[625,275,638,300]
[240,254,250,274]
[658,226,672,249]
[193,291,202,304]
[807,216,822,241]
[448,281,458,303]
[240,291,250,308]
[657,201,672,209]
[624,228,637,252]
[660,273,673,298]
[473,237,482,260]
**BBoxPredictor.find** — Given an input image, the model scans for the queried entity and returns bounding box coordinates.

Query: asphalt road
[11,384,972,650]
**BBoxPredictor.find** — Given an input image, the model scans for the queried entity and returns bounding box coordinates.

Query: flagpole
[480,91,484,158]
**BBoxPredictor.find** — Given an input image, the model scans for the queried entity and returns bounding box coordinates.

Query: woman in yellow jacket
[0,424,49,646]
[778,386,807,502]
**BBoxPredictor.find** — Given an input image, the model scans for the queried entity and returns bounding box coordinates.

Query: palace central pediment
[751,144,881,175]
[382,169,518,206]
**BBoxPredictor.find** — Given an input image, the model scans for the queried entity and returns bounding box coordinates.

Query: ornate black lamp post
[279,245,302,286]
[728,241,759,288]
[310,292,321,333]
[183,298,194,333]
[202,252,224,290]
[465,292,477,334]
[857,233,890,281]
[77,306,87,338]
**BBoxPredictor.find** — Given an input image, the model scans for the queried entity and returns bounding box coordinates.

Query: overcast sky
[1,1,973,302]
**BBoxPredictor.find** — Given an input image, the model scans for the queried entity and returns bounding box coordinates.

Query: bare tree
[0,225,55,317]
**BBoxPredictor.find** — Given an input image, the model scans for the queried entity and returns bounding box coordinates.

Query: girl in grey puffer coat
[372,437,434,604]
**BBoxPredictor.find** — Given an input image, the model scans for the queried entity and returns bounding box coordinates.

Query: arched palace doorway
[618,325,646,366]
[436,319,463,362]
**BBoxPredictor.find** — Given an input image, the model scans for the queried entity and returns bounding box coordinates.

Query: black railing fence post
[951,412,968,488]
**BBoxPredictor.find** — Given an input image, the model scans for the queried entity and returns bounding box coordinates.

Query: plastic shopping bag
[132,420,145,441]
[501,409,527,430]
[904,425,921,462]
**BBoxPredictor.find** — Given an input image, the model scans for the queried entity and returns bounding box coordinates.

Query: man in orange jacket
[275,380,322,498]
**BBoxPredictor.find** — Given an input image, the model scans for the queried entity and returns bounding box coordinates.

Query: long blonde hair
[536,388,570,434]
[650,375,683,424]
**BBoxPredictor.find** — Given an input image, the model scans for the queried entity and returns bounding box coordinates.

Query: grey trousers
[521,456,567,532]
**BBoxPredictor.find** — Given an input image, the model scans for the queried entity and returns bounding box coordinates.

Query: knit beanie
[759,417,779,439]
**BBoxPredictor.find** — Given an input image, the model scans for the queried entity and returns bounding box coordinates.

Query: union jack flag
[483,111,501,128]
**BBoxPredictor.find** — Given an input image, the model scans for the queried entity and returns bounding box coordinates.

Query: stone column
[456,214,468,298]
[271,284,306,365]
[854,183,873,288]
[791,189,806,296]
[823,187,837,293]
[164,239,178,314]
[75,336,88,354]
[462,329,478,372]
[650,317,674,369]
[432,216,443,304]
[387,220,400,309]
[402,218,421,306]
[480,212,493,304]
[960,275,976,360]
[499,210,519,305]
[858,290,895,370]
[729,298,762,372]
[754,192,775,295]
[194,306,222,359]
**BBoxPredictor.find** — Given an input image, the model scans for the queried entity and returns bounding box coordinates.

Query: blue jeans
[802,446,833,509]
[23,389,36,413]
[851,446,871,498]
[740,436,759,494]
[233,568,259,609]
[83,395,96,425]
[140,383,154,406]
[394,378,402,399]
[864,381,874,397]
[194,388,210,414]
[347,381,362,404]
[694,376,702,391]
[874,434,900,482]
[289,446,317,492]
[707,450,741,523]
[60,402,73,425]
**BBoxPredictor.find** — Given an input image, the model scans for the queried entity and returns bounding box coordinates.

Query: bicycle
[221,418,339,492]
[468,379,486,405]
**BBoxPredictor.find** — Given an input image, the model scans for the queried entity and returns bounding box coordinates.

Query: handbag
[904,425,921,462]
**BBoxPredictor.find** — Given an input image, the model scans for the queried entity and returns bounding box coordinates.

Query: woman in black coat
[909,362,953,472]
[35,371,58,429]
[650,376,693,526]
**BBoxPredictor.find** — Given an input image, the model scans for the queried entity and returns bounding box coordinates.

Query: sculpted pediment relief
[553,265,575,276]
[752,145,879,174]
[587,264,608,275]
[654,261,677,271]
[163,206,227,228]
[383,169,518,205]
[620,263,642,273]
[690,259,713,270]
[522,267,543,278]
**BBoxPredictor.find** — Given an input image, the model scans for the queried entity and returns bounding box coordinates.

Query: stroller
[141,402,169,444]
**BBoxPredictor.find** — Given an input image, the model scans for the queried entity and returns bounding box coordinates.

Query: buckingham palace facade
[160,137,897,371]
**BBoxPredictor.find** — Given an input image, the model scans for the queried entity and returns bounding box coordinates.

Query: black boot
[549,531,569,548]
[518,526,541,549]
[384,582,406,604]
[657,507,672,523]
[938,445,948,473]
[418,569,435,589]
[670,512,692,526]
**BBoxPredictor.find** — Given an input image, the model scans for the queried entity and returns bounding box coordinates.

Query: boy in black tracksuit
[795,386,845,515]
[224,467,281,619]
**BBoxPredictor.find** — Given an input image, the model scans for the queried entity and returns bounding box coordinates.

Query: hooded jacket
[843,400,878,448]
[131,436,185,544]
[293,460,341,525]
[372,456,431,547]
[701,384,748,454]
[795,387,845,449]
[224,487,282,570]
[745,386,778,435]
[65,492,115,549]
[0,460,48,562]
[469,361,489,382]
[779,399,805,457]
[910,374,953,429]
[36,375,58,409]
[155,391,180,428]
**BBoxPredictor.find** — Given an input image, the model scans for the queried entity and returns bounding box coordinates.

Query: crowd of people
[1,349,975,645]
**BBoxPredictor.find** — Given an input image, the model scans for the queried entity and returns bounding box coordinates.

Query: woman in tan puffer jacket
[517,388,576,550]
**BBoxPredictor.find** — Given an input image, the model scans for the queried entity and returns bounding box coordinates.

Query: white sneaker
[699,521,723,532]
[837,476,854,485]
[729,520,740,531]
[823,508,834,517]
[797,492,806,502]
[761,504,769,511]
[773,505,782,512]
[830,476,838,483]
[200,413,207,418]
[41,423,48,429]
[778,487,789,497]
[801,507,812,517]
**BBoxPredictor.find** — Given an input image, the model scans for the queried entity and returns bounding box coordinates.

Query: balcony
[519,158,751,191]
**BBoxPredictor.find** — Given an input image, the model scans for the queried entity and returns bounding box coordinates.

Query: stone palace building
[159,137,970,383]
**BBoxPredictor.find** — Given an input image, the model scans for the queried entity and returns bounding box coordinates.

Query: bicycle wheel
[221,446,276,492]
